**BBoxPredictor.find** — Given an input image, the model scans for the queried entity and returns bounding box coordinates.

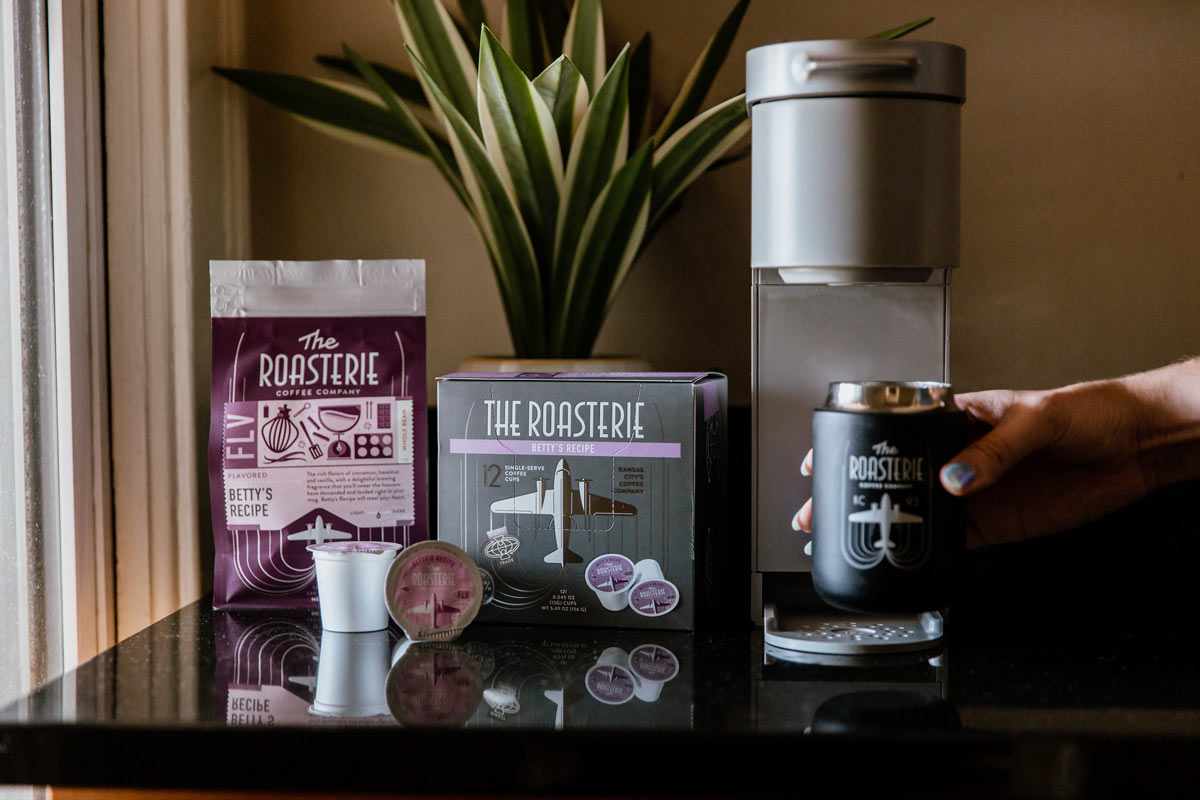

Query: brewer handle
[799,54,920,78]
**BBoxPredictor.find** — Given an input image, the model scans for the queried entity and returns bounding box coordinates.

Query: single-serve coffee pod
[308,541,403,632]
[585,553,636,611]
[385,540,482,641]
[310,629,392,718]
[628,559,680,617]
[628,644,680,703]
[584,647,636,705]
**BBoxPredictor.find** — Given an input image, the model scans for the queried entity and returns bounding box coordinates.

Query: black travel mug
[811,381,966,613]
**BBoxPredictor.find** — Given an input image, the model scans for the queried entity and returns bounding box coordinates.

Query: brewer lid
[822,381,959,413]
[746,40,965,109]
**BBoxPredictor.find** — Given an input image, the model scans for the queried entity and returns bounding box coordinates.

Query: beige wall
[237,0,1200,406]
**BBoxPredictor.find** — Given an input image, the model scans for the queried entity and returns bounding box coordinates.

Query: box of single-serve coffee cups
[436,372,727,630]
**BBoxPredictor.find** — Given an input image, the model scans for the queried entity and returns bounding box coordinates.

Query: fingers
[953,389,1017,425]
[791,497,812,533]
[792,449,814,532]
[940,398,1056,496]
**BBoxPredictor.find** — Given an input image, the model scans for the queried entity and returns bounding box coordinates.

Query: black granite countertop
[4,481,1200,797]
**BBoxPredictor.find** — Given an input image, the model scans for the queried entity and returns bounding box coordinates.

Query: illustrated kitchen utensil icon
[300,419,323,459]
[263,404,300,453]
[318,404,361,459]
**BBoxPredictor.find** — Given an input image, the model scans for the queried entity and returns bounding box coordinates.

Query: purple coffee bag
[209,260,427,609]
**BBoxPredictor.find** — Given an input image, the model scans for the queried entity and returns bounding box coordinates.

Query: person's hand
[793,359,1200,547]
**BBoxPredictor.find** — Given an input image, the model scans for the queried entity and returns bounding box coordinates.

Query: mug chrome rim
[822,381,958,413]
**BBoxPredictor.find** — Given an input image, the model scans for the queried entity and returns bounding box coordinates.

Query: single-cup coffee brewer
[747,39,966,652]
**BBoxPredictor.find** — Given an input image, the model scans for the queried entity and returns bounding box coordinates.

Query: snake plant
[216,2,931,358]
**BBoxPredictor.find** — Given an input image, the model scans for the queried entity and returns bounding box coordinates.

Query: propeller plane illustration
[489,459,636,564]
[847,493,923,551]
[286,515,352,545]
[408,593,463,628]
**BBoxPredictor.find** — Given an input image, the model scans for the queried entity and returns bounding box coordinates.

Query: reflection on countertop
[214,612,697,730]
[8,482,1200,794]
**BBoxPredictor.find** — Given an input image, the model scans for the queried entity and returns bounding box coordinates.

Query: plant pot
[458,356,652,373]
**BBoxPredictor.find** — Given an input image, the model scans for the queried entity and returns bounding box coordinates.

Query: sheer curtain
[1,0,64,715]
[2,4,62,800]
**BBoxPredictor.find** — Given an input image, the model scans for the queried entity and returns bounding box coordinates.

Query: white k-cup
[628,559,680,618]
[308,541,403,632]
[310,628,392,717]
[584,554,637,611]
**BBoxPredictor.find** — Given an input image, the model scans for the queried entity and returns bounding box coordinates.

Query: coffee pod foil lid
[628,578,680,617]
[385,541,483,641]
[585,554,636,593]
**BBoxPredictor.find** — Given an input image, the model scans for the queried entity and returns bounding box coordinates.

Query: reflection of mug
[310,629,392,718]
[810,690,960,734]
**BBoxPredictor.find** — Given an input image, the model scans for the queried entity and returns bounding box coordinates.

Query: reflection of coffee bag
[209,260,428,609]
[213,612,321,725]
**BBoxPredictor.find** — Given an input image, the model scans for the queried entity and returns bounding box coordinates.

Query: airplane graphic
[489,459,636,564]
[542,689,565,730]
[634,596,674,615]
[286,515,352,546]
[593,573,632,592]
[416,654,463,686]
[847,493,923,551]
[407,592,463,628]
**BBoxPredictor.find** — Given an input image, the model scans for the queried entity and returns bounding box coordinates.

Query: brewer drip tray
[763,603,943,655]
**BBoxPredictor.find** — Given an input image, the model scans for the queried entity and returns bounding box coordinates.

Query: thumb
[940,401,1055,495]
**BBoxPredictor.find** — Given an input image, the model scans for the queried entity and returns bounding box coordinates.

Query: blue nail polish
[942,462,975,490]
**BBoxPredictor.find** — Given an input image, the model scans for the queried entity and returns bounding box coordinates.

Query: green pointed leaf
[315,55,428,109]
[533,55,589,157]
[315,53,451,156]
[557,142,653,356]
[213,67,429,154]
[562,0,605,93]
[627,33,653,150]
[502,0,550,77]
[652,0,748,145]
[553,45,630,295]
[477,27,563,267]
[868,17,935,39]
[449,15,481,61]
[408,46,547,355]
[393,0,480,134]
[651,93,749,231]
[343,44,468,209]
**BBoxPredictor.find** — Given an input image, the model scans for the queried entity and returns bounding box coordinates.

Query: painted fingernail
[941,462,976,490]
[791,509,804,531]
[800,452,813,477]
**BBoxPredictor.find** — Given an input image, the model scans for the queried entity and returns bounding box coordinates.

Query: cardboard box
[437,372,727,630]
